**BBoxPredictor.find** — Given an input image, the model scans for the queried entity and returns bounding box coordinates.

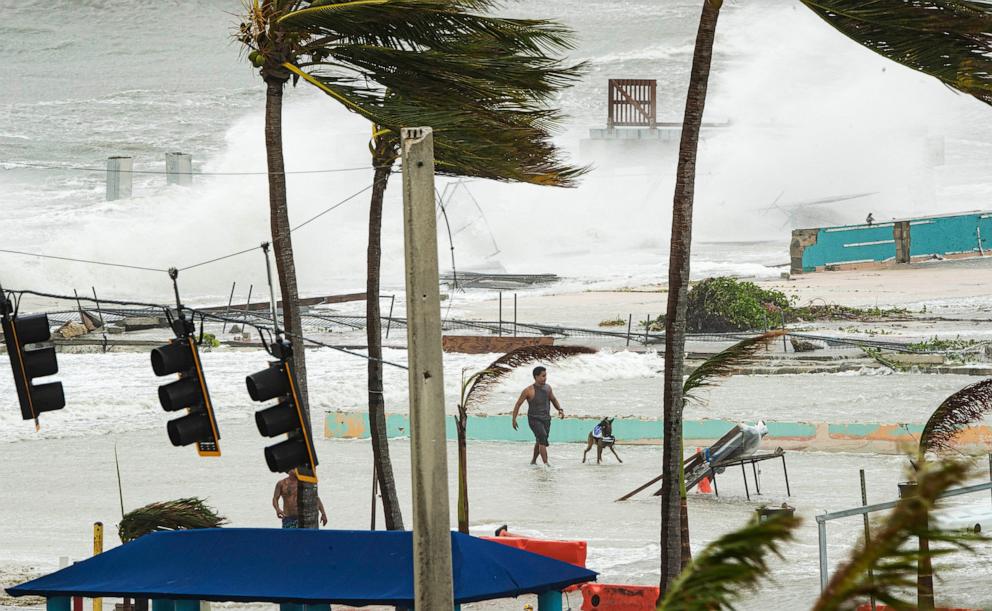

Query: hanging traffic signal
[247,339,318,483]
[1,294,65,422]
[151,319,221,456]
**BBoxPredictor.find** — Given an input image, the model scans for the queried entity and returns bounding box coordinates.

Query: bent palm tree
[238,0,582,530]
[659,457,980,610]
[660,0,992,593]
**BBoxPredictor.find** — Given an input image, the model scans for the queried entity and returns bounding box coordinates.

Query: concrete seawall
[325,411,992,454]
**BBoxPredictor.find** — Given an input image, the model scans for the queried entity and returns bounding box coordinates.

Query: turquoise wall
[324,412,816,443]
[799,211,991,272]
[801,223,897,270]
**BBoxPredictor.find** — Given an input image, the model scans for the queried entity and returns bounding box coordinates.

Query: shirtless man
[511,366,565,465]
[273,470,328,528]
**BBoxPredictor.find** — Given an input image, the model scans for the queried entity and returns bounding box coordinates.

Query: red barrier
[580,583,659,610]
[481,536,587,567]
[856,606,978,611]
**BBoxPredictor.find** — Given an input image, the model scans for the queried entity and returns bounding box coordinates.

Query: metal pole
[782,454,791,496]
[222,281,236,333]
[244,284,254,327]
[514,293,517,337]
[644,313,650,344]
[400,126,454,609]
[710,468,719,497]
[752,461,761,494]
[260,242,281,336]
[860,469,876,611]
[385,294,396,339]
[781,309,788,352]
[498,291,503,337]
[91,287,108,352]
[818,518,829,591]
[371,464,379,530]
[92,522,103,611]
[741,462,750,500]
[626,313,633,348]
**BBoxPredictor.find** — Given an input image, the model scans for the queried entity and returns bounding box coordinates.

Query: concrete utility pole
[401,127,455,610]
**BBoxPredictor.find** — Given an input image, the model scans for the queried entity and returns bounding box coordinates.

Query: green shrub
[687,277,788,332]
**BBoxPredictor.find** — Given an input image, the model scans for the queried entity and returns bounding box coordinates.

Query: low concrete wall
[324,411,992,454]
[791,210,992,274]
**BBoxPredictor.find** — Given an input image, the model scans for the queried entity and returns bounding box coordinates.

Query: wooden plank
[199,292,367,312]
[441,335,554,354]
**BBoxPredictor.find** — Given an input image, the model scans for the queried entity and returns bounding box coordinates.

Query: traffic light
[1,294,65,422]
[247,339,318,483]
[151,320,221,456]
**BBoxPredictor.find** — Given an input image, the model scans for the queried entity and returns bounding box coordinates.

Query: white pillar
[106,156,133,200]
[165,152,193,186]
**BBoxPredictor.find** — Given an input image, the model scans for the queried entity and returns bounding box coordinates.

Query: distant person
[866,212,875,226]
[511,366,565,465]
[273,470,328,528]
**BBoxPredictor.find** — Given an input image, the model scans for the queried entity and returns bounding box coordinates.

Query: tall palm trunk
[366,143,404,530]
[264,75,318,529]
[660,0,722,594]
[456,404,468,533]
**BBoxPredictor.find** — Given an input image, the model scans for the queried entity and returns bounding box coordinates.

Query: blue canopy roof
[6,529,596,606]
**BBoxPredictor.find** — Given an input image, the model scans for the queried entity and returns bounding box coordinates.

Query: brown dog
[582,417,622,464]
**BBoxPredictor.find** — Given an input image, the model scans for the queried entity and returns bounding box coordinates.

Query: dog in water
[582,417,622,464]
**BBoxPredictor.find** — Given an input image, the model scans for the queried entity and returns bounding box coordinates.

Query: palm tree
[239,0,583,529]
[660,0,992,592]
[912,377,992,607]
[456,345,595,532]
[658,457,978,610]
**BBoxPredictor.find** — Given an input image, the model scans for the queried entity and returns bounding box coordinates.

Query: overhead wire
[8,287,409,369]
[1,161,391,176]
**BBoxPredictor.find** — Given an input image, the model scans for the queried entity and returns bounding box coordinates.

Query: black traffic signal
[151,320,221,456]
[247,339,318,483]
[1,294,65,422]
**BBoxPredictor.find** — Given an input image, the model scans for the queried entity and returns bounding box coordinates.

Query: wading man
[273,470,328,528]
[511,366,565,465]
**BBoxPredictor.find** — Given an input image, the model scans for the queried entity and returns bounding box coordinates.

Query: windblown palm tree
[660,0,992,593]
[118,498,227,543]
[658,457,980,610]
[238,0,582,530]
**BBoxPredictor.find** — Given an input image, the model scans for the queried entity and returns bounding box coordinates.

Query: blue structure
[6,529,596,610]
[790,210,992,273]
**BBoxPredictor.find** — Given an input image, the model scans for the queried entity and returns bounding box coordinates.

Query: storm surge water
[4,1,990,303]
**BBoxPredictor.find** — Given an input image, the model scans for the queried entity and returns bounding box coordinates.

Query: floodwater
[3,423,992,610]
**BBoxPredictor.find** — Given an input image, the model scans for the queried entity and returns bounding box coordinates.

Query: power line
[6,287,408,370]
[2,161,389,176]
[0,248,167,273]
[1,179,381,274]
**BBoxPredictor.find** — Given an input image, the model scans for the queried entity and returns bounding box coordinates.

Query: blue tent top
[6,529,596,606]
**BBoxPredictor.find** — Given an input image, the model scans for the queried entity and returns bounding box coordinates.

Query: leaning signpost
[401,127,455,609]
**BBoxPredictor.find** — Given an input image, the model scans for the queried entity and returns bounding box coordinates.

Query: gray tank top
[527,383,551,419]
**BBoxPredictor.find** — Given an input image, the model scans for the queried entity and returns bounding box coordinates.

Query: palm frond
[659,512,801,610]
[812,459,980,610]
[799,0,992,106]
[462,345,596,410]
[682,331,783,401]
[919,377,992,456]
[118,497,227,543]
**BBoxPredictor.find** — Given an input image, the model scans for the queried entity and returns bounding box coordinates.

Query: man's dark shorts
[528,416,551,446]
[282,517,299,529]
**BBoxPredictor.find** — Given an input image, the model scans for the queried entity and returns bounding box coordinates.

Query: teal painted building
[791,210,992,273]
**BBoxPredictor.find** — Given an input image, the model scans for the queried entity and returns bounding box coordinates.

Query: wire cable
[0,248,167,273]
[9,288,408,369]
[2,161,388,176]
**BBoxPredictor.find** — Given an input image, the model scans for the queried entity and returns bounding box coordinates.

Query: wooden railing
[607,79,657,128]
